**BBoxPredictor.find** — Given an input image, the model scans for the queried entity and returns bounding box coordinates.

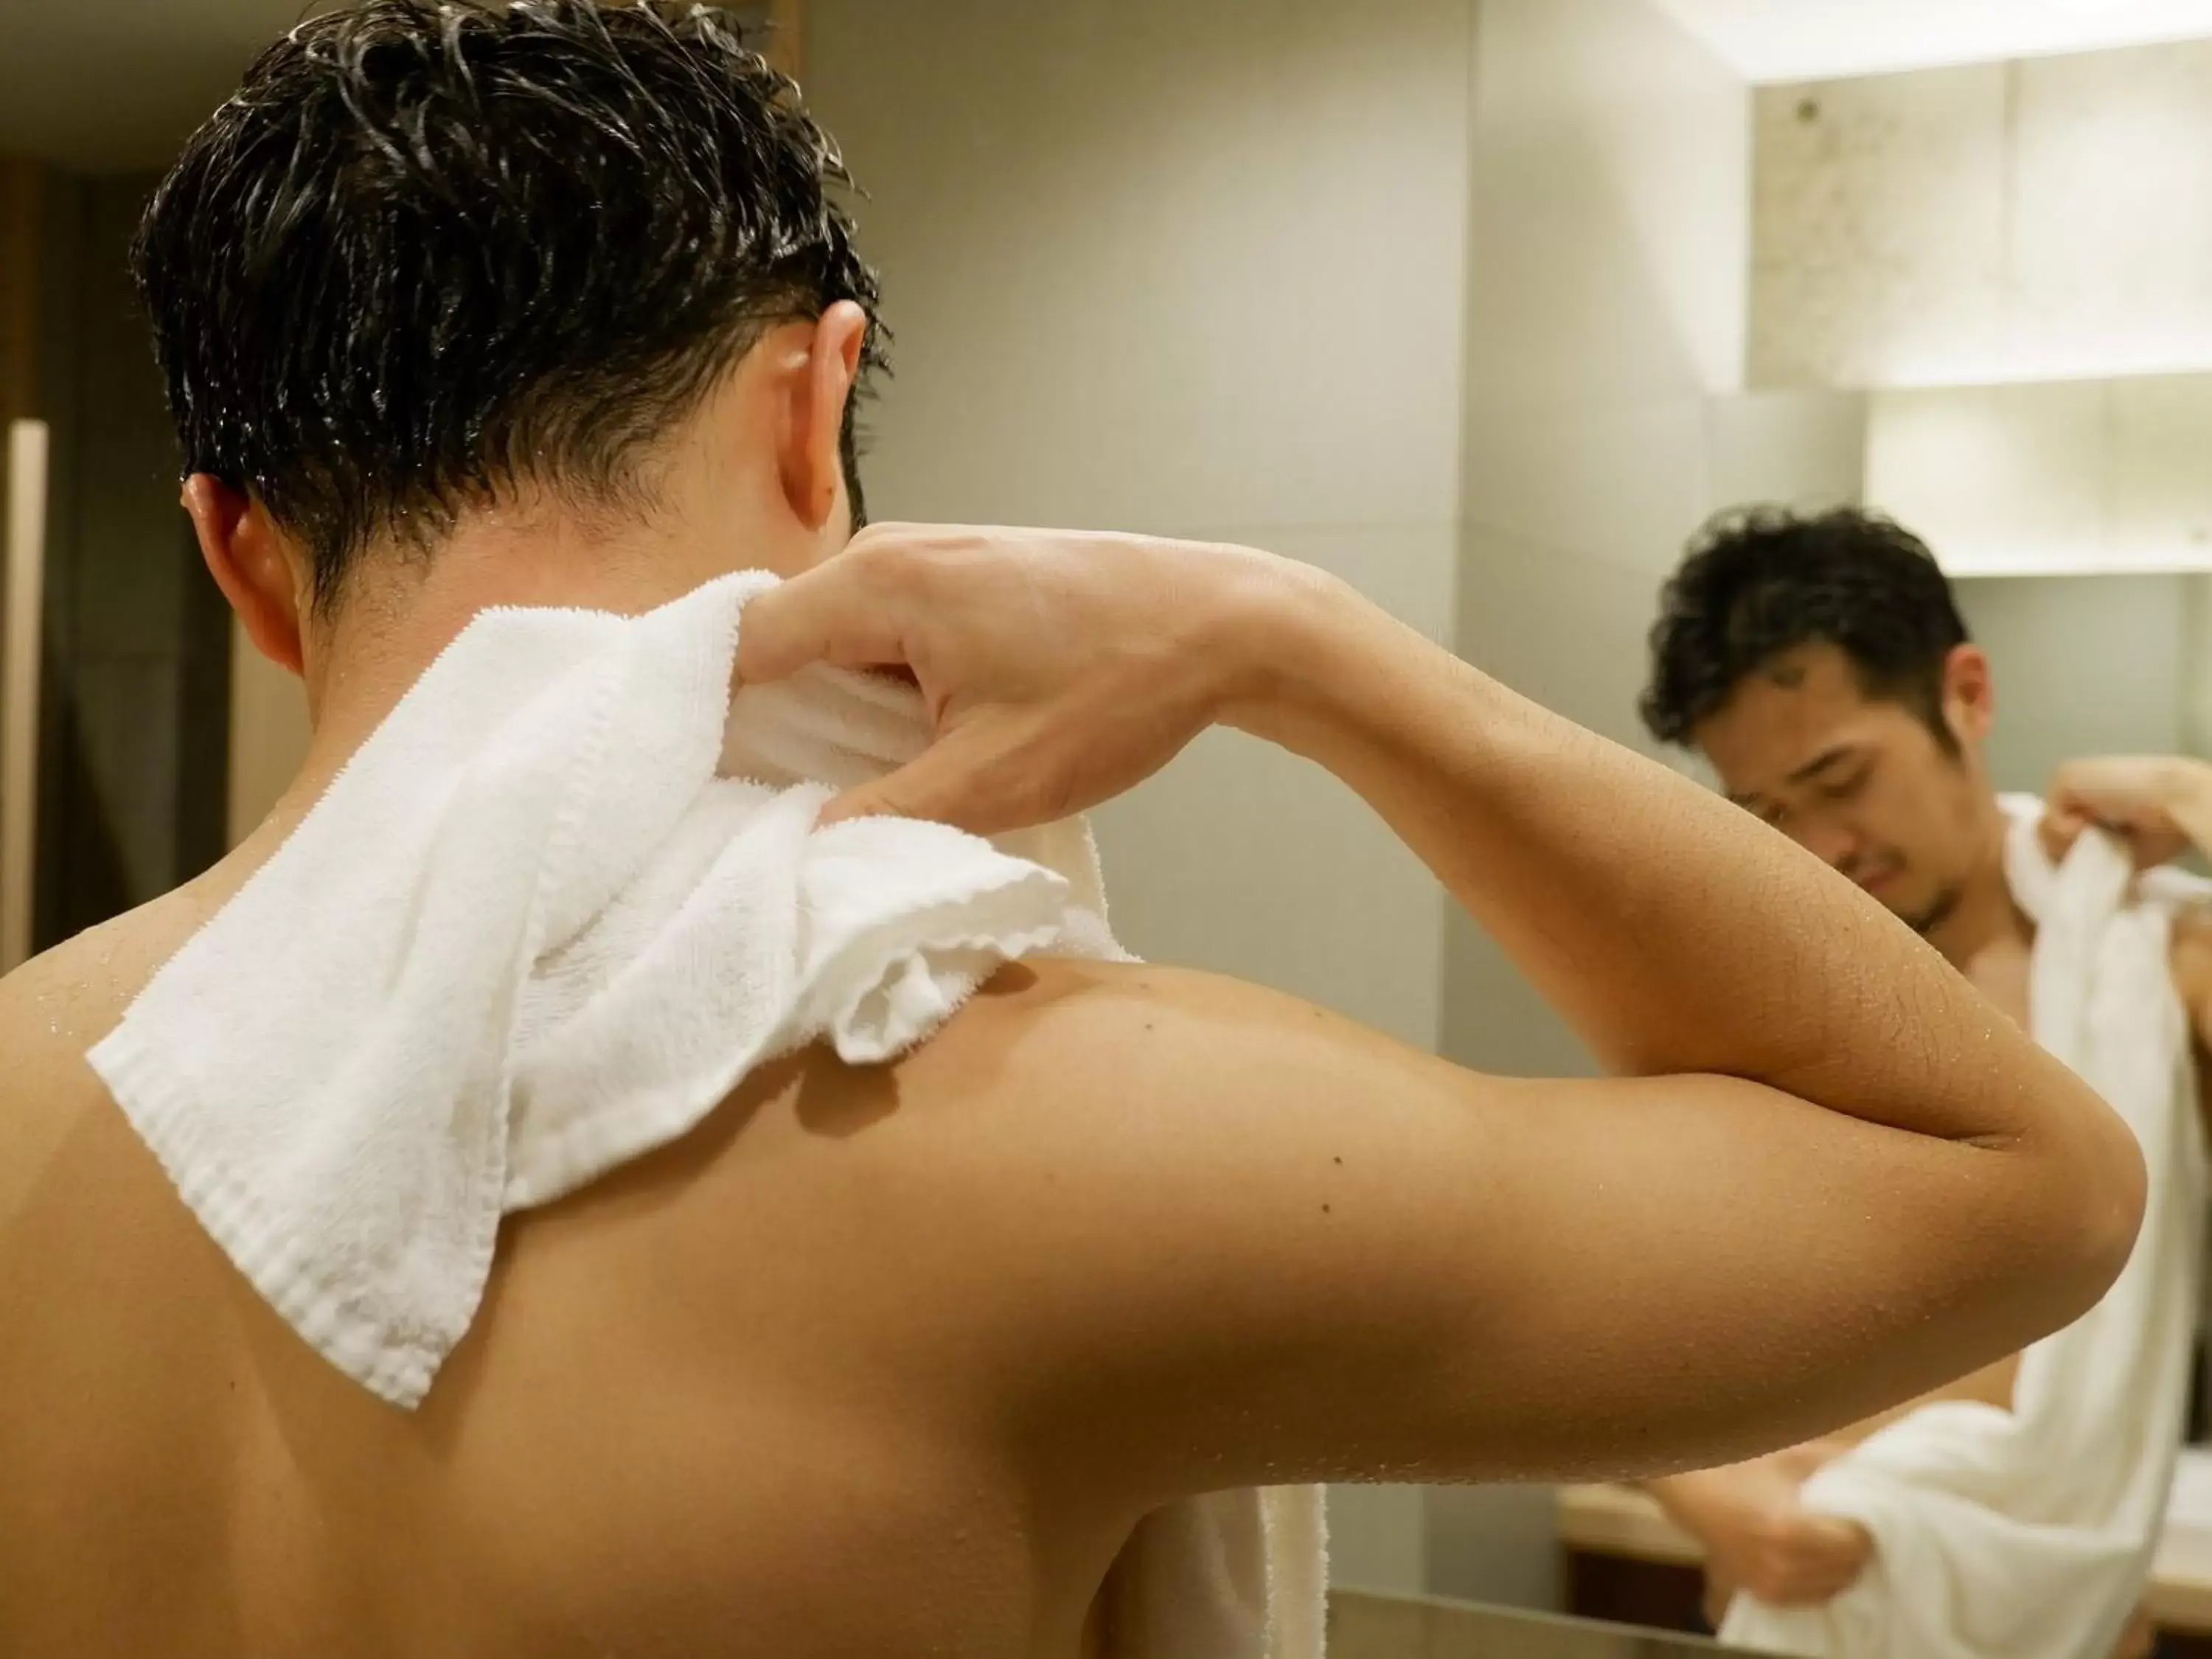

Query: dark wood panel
[0,156,40,430]
[1565,1552,1711,1639]
[17,163,228,947]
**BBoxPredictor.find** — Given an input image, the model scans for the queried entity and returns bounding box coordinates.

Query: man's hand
[737,524,1307,833]
[2043,756,2212,869]
[2046,756,2212,1153]
[1648,1451,1874,1613]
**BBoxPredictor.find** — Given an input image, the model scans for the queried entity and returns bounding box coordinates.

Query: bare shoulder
[906,953,1405,1076]
[533,950,1472,1381]
[0,873,242,1211]
[844,953,1469,1197]
[0,880,227,1055]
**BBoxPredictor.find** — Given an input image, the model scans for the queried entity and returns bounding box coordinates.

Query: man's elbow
[2032,1092,2148,1332]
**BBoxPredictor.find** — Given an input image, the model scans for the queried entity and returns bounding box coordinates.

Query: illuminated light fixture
[1,420,45,973]
[1651,0,2212,83]
[1865,375,2212,577]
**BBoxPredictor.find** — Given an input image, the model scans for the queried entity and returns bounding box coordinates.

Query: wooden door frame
[763,0,804,80]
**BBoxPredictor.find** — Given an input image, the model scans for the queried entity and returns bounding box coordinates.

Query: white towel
[88,569,1324,1659]
[1719,796,2208,1659]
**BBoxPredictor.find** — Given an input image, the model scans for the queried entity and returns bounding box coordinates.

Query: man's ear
[181,475,306,676]
[1941,643,1994,747]
[779,300,869,534]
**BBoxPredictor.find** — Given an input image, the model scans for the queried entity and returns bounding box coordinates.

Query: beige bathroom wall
[1861,375,2212,578]
[1430,0,1783,1613]
[2189,577,2212,761]
[804,0,1480,1597]
[1445,0,1751,1085]
[1753,38,2212,389]
[1957,574,2191,796]
[1750,64,2011,389]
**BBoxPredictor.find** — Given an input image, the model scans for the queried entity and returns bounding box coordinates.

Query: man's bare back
[0,854,1154,1657]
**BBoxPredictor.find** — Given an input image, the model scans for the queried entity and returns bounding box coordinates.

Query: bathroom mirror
[10,0,2212,1652]
[1443,2,2212,1650]
[1957,568,2212,790]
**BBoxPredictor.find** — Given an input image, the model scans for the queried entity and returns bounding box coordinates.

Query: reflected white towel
[1719,796,2208,1659]
[89,569,1323,1659]
[1110,1485,1329,1659]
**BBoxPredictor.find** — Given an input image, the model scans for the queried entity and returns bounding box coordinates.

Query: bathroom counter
[1557,1483,2212,1635]
[1330,1587,1777,1658]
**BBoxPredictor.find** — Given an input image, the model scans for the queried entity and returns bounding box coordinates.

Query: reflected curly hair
[1641,506,1969,751]
[133,0,888,611]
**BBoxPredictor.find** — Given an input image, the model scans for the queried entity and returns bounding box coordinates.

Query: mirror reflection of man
[1638,507,2212,1656]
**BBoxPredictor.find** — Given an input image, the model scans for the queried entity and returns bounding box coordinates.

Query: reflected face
[1694,643,1992,934]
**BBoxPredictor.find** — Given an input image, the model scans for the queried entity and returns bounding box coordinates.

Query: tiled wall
[1956,574,2193,796]
[1745,38,2212,813]
[806,0,1471,1070]
[1433,0,1778,1610]
[1753,39,2212,389]
[805,0,1480,1593]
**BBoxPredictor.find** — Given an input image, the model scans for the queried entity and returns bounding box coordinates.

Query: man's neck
[270,499,818,840]
[1922,804,2031,970]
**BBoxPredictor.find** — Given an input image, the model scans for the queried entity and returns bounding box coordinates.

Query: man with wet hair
[1640,507,2212,1650]
[0,11,2143,1656]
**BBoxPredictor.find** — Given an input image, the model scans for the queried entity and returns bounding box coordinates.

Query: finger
[1804,1524,1874,1582]
[2102,822,2188,870]
[1765,1570,1850,1608]
[2040,804,2090,863]
[1793,1557,1858,1594]
[1802,1569,1863,1604]
[1747,1574,1808,1608]
[1804,1514,1869,1548]
[2143,831,2192,869]
[736,563,908,686]
[818,723,1018,835]
[819,771,934,830]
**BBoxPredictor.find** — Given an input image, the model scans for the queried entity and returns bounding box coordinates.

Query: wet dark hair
[1641,506,1970,750]
[133,0,888,611]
